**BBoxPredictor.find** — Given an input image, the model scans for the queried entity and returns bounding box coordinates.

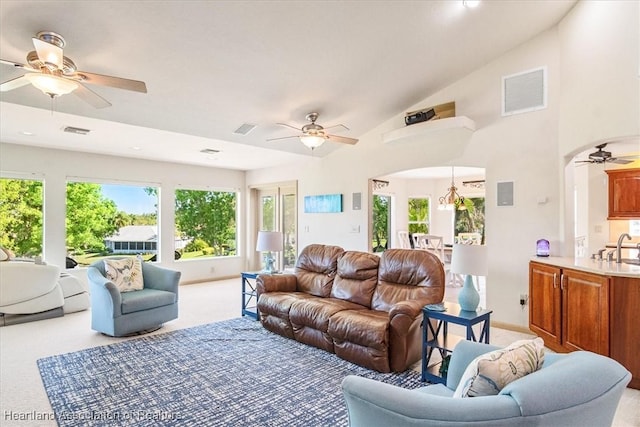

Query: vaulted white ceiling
[0,0,577,170]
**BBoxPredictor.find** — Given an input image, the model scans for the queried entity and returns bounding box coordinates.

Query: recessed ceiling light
[130,146,142,150]
[21,131,35,136]
[463,0,480,8]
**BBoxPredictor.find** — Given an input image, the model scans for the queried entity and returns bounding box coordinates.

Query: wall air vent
[200,148,221,155]
[63,126,91,135]
[233,123,256,135]
[502,66,547,116]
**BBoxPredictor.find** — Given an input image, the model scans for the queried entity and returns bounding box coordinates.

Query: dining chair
[397,231,412,249]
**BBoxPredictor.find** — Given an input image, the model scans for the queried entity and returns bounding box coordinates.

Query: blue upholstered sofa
[342,339,631,427]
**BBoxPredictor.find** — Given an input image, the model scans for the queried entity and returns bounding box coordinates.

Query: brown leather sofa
[257,244,445,372]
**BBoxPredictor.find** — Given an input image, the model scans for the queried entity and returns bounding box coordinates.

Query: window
[372,194,391,252]
[454,197,485,243]
[0,177,44,259]
[175,188,237,259]
[66,181,159,267]
[408,197,430,234]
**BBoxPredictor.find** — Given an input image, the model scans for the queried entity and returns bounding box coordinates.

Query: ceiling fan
[575,143,639,165]
[0,31,147,108]
[268,112,358,150]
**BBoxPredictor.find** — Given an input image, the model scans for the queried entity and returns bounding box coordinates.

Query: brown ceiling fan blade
[72,83,112,109]
[611,158,634,164]
[33,38,63,69]
[0,75,30,92]
[326,134,358,145]
[276,123,302,132]
[266,135,300,142]
[74,71,147,93]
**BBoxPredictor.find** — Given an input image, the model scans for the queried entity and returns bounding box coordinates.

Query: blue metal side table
[241,271,261,320]
[421,302,492,384]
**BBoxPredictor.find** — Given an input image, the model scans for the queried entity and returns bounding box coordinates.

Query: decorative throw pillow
[453,337,545,398]
[0,247,8,262]
[104,258,144,293]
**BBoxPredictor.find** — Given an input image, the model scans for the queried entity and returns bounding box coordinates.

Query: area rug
[38,317,423,426]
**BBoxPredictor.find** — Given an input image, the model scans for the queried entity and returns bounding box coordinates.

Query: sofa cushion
[104,258,144,293]
[289,297,365,331]
[295,244,344,297]
[120,288,176,314]
[453,337,545,398]
[331,251,379,308]
[258,292,314,318]
[328,309,389,350]
[372,249,445,311]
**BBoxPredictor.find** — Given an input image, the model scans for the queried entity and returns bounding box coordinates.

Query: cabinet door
[529,262,562,350]
[606,168,640,219]
[562,269,609,355]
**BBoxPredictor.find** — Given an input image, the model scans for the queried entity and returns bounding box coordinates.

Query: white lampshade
[299,134,326,149]
[450,243,488,276]
[25,73,78,97]
[256,231,283,252]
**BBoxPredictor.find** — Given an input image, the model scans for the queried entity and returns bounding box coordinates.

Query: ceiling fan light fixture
[300,134,326,149]
[25,73,78,97]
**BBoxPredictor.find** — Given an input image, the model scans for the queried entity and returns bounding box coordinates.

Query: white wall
[0,143,247,284]
[247,2,638,328]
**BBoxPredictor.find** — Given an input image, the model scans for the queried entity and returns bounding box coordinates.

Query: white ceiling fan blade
[326,134,358,145]
[323,124,350,132]
[266,135,300,142]
[73,83,112,109]
[0,75,30,92]
[276,123,302,132]
[73,71,147,93]
[1,58,37,71]
[33,38,63,69]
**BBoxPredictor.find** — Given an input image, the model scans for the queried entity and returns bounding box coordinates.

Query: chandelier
[438,167,465,210]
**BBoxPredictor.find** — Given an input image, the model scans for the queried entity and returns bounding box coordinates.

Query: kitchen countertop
[530,256,640,278]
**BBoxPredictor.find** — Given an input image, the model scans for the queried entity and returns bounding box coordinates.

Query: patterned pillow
[453,337,545,398]
[104,258,144,292]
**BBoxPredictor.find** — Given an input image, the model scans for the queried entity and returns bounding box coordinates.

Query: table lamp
[450,243,488,311]
[256,231,283,274]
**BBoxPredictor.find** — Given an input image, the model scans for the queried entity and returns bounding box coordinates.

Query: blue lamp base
[262,252,277,274]
[458,274,480,311]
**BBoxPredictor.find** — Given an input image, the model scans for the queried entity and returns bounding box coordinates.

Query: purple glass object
[536,239,550,257]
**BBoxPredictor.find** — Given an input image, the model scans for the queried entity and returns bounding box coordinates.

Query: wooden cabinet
[529,262,609,355]
[606,168,640,219]
[610,276,640,389]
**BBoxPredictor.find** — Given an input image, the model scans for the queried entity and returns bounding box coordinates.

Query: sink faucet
[616,233,632,264]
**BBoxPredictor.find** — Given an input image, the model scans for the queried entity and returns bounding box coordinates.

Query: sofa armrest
[141,263,181,297]
[87,266,122,316]
[342,375,521,427]
[257,273,297,294]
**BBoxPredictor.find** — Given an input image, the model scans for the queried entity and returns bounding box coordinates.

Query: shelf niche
[382,116,476,145]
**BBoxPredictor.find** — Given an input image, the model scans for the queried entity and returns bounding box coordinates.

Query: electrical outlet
[519,294,528,306]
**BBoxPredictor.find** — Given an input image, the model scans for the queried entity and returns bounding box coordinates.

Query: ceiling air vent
[502,66,547,116]
[63,126,91,135]
[200,148,221,155]
[233,123,256,136]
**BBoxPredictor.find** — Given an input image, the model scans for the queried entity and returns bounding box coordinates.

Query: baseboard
[490,320,534,335]
[0,307,64,326]
[180,274,239,285]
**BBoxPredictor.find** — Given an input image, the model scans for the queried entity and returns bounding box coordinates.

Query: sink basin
[621,259,640,266]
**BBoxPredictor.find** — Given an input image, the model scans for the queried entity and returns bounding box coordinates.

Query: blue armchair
[342,340,631,427]
[87,259,180,336]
